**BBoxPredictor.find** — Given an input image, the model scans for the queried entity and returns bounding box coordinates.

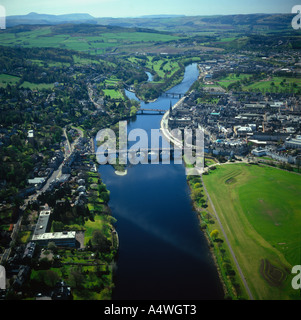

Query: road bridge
[162,92,183,98]
[137,108,166,115]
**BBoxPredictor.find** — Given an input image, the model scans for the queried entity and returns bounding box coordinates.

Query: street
[0,126,85,265]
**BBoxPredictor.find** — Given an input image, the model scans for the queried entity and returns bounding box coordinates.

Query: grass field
[217,74,301,93]
[203,163,301,300]
[217,74,252,88]
[0,74,21,87]
[0,26,180,54]
[145,56,181,81]
[103,89,124,100]
[128,56,182,83]
[245,76,301,93]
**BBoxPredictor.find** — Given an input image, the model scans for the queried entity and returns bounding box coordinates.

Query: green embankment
[202,163,301,300]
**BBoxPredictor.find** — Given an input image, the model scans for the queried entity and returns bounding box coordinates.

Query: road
[0,126,85,265]
[40,126,84,195]
[161,65,253,299]
[63,127,73,155]
[201,174,255,300]
[87,84,106,113]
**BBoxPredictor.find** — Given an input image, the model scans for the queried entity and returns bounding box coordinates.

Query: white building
[285,136,301,150]
[252,148,267,157]
[32,231,76,247]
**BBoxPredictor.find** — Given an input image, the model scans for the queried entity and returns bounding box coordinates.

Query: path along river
[96,64,224,300]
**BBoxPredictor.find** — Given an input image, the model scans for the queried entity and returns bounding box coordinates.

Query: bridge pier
[101,147,189,165]
[164,92,182,99]
[138,108,166,115]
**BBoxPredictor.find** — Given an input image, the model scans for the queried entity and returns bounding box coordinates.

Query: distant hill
[6,12,295,34]
[96,13,294,34]
[7,12,97,27]
[138,14,186,19]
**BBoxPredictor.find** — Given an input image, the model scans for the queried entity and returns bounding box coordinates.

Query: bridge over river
[162,92,183,98]
[95,145,204,166]
[137,108,166,115]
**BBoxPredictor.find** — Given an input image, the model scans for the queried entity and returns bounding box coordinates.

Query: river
[97,64,224,300]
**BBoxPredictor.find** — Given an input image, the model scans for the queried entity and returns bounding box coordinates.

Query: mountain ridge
[5,12,295,34]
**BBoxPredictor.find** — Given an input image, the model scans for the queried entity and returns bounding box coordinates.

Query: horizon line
[6,11,293,19]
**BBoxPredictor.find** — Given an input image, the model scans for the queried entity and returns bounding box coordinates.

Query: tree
[52,221,64,232]
[210,229,219,240]
[100,191,110,204]
[92,229,111,253]
[45,270,60,287]
[48,241,58,254]
[69,268,85,289]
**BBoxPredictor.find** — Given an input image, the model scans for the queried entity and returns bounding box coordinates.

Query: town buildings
[167,57,301,162]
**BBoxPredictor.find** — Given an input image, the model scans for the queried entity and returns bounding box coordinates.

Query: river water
[97,64,224,300]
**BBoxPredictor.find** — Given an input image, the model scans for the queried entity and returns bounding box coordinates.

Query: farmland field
[203,163,301,300]
[0,26,181,54]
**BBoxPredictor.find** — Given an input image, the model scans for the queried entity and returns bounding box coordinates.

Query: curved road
[160,105,254,299]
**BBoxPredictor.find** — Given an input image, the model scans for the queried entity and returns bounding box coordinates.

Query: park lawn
[103,89,124,99]
[84,214,105,245]
[217,74,301,93]
[84,213,113,246]
[203,163,301,300]
[217,73,252,88]
[245,76,301,93]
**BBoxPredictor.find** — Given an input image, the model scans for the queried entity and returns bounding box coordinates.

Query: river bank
[159,90,242,299]
[98,63,224,300]
[186,176,231,300]
[160,97,230,299]
[160,96,185,147]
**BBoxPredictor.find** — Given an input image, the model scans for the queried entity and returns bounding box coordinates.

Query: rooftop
[33,210,51,235]
[28,177,46,185]
[32,231,76,241]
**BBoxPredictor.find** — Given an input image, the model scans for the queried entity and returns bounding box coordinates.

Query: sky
[1,0,297,17]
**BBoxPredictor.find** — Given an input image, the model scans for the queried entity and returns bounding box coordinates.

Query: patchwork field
[0,25,181,54]
[203,163,301,300]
